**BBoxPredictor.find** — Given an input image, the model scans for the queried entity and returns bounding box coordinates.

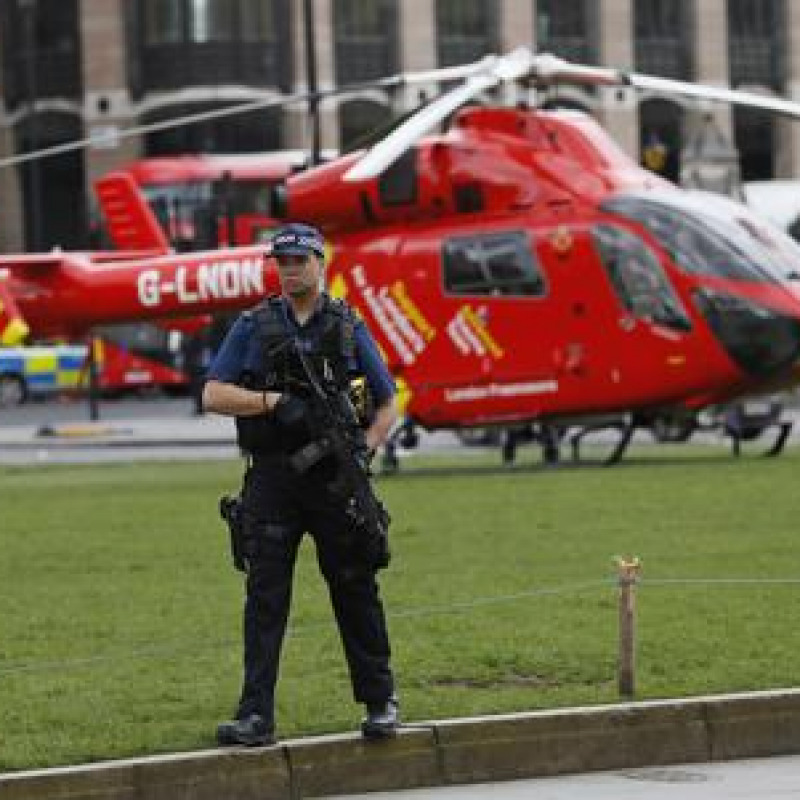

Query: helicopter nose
[693,288,800,378]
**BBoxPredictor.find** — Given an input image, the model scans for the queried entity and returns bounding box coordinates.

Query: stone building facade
[0,0,798,253]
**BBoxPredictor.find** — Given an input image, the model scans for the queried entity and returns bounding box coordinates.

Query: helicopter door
[417,228,552,421]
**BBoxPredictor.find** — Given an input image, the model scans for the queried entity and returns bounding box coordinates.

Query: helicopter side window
[445,241,489,294]
[592,224,691,331]
[443,231,546,297]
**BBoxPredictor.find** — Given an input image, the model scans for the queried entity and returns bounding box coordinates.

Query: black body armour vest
[236,295,357,454]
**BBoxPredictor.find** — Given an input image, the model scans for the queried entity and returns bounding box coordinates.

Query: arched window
[728,0,785,89]
[15,112,87,251]
[536,0,596,63]
[130,0,291,96]
[435,0,498,67]
[639,98,684,183]
[333,0,398,85]
[0,0,82,109]
[338,99,390,153]
[634,0,692,80]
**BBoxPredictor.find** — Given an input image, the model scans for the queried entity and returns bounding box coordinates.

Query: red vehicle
[93,151,318,251]
[4,49,800,462]
[91,326,190,396]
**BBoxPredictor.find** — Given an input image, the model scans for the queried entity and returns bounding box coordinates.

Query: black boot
[216,713,275,747]
[361,696,400,739]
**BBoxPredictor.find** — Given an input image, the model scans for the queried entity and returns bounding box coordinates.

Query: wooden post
[616,556,641,698]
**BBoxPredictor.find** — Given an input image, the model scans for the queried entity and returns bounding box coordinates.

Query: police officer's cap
[271,223,325,258]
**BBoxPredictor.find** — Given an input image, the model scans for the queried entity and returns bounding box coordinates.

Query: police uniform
[208,225,397,743]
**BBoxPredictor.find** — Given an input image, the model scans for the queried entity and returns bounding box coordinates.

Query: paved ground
[0,408,240,463]
[0,397,466,465]
[3,396,799,466]
[322,755,800,799]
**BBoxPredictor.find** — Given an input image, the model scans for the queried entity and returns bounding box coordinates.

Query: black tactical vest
[236,294,357,454]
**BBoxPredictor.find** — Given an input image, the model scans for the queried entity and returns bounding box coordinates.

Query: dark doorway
[639,98,684,183]
[539,96,591,113]
[733,106,775,180]
[142,102,281,155]
[16,111,87,251]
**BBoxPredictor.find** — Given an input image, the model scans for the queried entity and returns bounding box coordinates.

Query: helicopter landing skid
[713,401,793,458]
[725,419,793,458]
[567,418,637,466]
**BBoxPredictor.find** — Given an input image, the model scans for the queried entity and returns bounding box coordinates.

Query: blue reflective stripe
[57,352,86,371]
[0,354,25,372]
[27,373,57,389]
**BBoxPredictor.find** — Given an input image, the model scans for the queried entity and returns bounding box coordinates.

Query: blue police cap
[271,223,325,257]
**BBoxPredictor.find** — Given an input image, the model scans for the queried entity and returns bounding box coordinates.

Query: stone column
[775,1,800,178]
[690,0,733,151]
[0,9,24,252]
[596,0,638,158]
[500,0,535,50]
[286,0,338,155]
[499,0,536,106]
[80,0,139,193]
[0,125,25,253]
[397,0,436,110]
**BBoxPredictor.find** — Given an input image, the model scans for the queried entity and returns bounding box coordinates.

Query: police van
[0,344,86,407]
[0,333,190,408]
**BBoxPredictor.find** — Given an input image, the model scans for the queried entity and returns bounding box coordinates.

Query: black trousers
[236,456,394,726]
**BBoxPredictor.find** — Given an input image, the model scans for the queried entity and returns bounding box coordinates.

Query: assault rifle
[289,343,391,571]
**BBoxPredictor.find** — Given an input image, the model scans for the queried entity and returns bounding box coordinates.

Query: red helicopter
[4,49,800,465]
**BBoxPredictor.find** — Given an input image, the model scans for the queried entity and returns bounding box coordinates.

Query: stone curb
[0,437,236,449]
[2,688,800,799]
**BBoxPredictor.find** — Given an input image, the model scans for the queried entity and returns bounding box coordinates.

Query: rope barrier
[1,575,798,677]
[643,577,800,586]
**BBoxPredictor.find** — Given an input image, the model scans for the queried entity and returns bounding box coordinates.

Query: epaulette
[241,294,279,319]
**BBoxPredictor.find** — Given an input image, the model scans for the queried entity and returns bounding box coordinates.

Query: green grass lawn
[2,444,800,770]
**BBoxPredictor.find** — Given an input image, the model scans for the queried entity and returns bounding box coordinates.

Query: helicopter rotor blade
[343,45,800,184]
[529,52,800,120]
[0,56,499,172]
[343,48,535,182]
[627,74,800,119]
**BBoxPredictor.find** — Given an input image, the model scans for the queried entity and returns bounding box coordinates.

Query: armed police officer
[203,223,399,747]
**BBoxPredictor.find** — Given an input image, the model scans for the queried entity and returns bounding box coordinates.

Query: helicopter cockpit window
[592,223,691,331]
[443,231,546,297]
[378,149,418,207]
[142,180,214,248]
[601,194,782,284]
